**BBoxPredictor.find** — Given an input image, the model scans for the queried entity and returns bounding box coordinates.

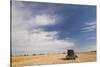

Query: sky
[11,1,96,55]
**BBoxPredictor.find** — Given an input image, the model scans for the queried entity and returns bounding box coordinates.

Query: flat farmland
[11,52,96,67]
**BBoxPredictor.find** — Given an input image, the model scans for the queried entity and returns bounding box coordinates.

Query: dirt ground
[11,52,96,67]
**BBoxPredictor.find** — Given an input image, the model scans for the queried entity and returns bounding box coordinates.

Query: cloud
[12,1,59,30]
[34,14,57,25]
[12,1,96,55]
[12,29,75,55]
[81,21,96,32]
[86,36,96,40]
[12,1,75,55]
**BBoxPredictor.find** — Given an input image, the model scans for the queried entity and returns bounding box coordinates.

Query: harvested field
[11,52,96,67]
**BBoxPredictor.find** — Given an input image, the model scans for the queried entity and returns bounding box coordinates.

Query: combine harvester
[66,49,80,63]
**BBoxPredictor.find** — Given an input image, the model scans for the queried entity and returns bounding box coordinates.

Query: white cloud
[86,36,96,40]
[12,1,75,55]
[12,1,59,30]
[34,14,56,25]
[12,29,75,55]
[85,22,96,25]
[81,21,96,32]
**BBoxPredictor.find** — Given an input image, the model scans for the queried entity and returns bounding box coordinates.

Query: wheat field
[11,52,96,67]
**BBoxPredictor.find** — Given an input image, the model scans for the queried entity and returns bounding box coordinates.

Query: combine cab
[66,49,78,60]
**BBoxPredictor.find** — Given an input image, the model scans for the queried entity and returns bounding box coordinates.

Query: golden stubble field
[11,52,96,67]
